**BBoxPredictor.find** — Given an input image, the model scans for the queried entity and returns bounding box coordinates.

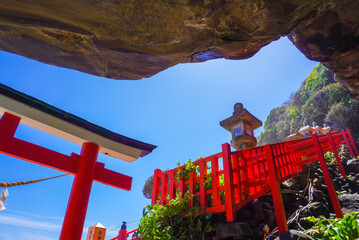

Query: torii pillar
[60,142,99,240]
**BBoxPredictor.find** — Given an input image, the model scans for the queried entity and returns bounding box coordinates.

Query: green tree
[258,64,359,147]
[142,176,153,199]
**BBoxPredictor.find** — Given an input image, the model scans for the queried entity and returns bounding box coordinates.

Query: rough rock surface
[0,1,358,94]
[288,0,359,95]
[274,230,312,240]
[216,222,254,239]
[338,193,359,213]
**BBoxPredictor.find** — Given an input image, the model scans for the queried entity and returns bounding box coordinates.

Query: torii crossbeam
[0,83,157,240]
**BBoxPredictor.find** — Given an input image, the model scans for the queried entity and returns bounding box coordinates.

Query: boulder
[216,222,254,239]
[312,190,325,202]
[263,209,275,226]
[312,178,322,189]
[321,184,329,194]
[338,193,359,213]
[237,208,252,221]
[298,217,316,230]
[247,199,265,224]
[346,158,359,173]
[274,230,312,240]
[301,202,330,218]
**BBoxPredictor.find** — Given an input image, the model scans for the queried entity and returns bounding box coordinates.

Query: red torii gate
[0,83,156,240]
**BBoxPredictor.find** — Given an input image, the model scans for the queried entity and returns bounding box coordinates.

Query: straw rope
[0,174,68,187]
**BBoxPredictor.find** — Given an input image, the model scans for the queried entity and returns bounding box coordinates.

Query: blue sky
[0,37,318,240]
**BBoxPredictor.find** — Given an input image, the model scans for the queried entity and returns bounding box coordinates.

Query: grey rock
[216,222,254,239]
[299,217,315,230]
[274,230,312,240]
[301,202,330,218]
[319,176,325,185]
[237,209,252,221]
[264,209,276,227]
[338,193,359,213]
[312,190,325,202]
[346,159,359,173]
[253,227,264,237]
[263,201,272,210]
[321,184,328,194]
[292,175,307,189]
[313,178,322,189]
[248,200,265,224]
[245,218,256,228]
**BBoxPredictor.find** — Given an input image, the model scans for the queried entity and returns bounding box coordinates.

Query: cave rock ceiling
[0,0,358,94]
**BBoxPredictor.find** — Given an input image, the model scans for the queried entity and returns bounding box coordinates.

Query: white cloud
[0,232,17,240]
[0,214,61,231]
[7,209,63,220]
[21,232,57,240]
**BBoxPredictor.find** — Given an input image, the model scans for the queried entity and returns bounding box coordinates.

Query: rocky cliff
[0,1,358,94]
[257,64,359,146]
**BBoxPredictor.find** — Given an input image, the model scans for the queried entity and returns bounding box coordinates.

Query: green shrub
[138,194,215,240]
[306,212,359,240]
[324,151,335,163]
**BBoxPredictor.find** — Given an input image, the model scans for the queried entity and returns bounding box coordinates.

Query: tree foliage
[138,195,215,240]
[258,64,359,145]
[143,176,154,199]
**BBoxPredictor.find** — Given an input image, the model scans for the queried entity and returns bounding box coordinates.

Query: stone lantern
[298,122,316,137]
[284,129,303,141]
[220,103,262,150]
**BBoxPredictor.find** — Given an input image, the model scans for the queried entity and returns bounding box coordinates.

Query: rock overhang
[0,0,358,95]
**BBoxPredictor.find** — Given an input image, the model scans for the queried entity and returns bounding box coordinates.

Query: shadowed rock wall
[0,1,358,94]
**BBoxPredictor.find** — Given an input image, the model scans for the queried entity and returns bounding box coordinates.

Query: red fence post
[342,130,355,158]
[327,132,347,178]
[160,174,168,205]
[188,170,196,207]
[312,134,343,218]
[119,229,127,240]
[232,153,243,208]
[222,143,237,222]
[151,169,162,205]
[264,144,288,234]
[59,142,99,240]
[211,157,220,207]
[178,166,185,200]
[199,161,207,209]
[346,129,359,156]
[169,170,176,201]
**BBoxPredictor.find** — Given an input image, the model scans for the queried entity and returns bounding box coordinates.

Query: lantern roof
[0,83,157,162]
[220,103,262,131]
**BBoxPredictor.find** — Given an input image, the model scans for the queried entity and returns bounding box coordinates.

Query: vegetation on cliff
[258,64,359,145]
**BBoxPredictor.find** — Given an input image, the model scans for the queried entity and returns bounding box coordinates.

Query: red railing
[109,228,138,240]
[151,130,358,234]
